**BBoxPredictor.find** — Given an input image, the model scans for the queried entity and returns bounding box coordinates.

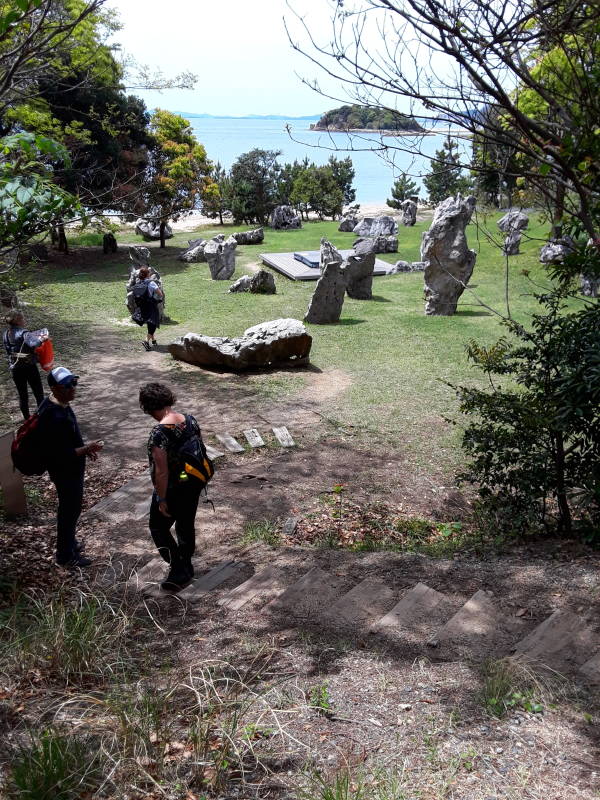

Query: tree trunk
[551,182,565,239]
[554,432,572,535]
[57,223,68,254]
[218,209,223,225]
[159,220,166,249]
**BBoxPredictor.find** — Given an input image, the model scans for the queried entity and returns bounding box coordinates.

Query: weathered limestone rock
[168,318,312,371]
[581,274,600,297]
[304,261,347,323]
[128,245,150,268]
[102,233,117,254]
[135,219,173,241]
[401,199,417,226]
[539,236,575,264]
[338,214,358,232]
[320,238,343,272]
[232,227,264,245]
[363,234,398,253]
[353,215,398,237]
[204,235,237,280]
[421,194,477,315]
[250,269,276,294]
[498,210,529,234]
[345,238,376,299]
[178,240,207,263]
[503,229,522,256]
[228,275,252,293]
[390,260,426,273]
[269,205,302,230]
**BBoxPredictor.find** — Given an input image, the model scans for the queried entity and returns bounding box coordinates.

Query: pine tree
[386,172,418,208]
[423,137,471,203]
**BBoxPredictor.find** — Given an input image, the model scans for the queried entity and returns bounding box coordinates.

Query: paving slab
[244,429,265,448]
[218,565,287,610]
[324,578,396,627]
[178,560,246,600]
[216,433,245,453]
[263,567,346,619]
[371,582,449,632]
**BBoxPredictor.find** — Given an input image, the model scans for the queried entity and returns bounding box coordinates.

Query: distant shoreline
[309,126,467,137]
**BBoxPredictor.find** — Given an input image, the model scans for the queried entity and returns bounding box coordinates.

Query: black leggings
[12,363,44,419]
[146,321,157,337]
[149,481,202,569]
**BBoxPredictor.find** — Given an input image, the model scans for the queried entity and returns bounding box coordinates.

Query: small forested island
[311,104,424,133]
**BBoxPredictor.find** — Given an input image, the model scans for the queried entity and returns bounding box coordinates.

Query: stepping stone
[272,426,294,447]
[282,516,299,536]
[432,589,497,646]
[244,428,265,448]
[263,567,345,619]
[216,433,245,453]
[205,444,225,460]
[371,582,449,633]
[324,578,396,626]
[218,565,287,611]
[178,560,246,600]
[514,609,597,667]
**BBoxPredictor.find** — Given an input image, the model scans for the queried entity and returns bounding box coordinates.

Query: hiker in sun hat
[37,367,104,567]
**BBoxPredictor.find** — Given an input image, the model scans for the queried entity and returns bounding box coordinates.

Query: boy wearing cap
[37,367,104,567]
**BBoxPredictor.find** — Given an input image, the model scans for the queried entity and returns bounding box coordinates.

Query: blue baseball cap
[48,366,79,387]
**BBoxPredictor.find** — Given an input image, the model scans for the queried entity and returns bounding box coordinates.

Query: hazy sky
[108,0,341,117]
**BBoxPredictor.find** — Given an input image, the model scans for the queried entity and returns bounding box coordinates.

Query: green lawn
[7,213,555,474]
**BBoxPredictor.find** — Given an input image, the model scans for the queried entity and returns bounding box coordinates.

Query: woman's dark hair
[139,383,176,414]
[138,267,150,279]
[4,310,23,326]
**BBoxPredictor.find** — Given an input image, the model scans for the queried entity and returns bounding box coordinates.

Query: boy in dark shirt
[38,367,103,566]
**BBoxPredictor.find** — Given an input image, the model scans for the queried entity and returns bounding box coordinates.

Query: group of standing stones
[304,237,377,324]
[177,228,265,281]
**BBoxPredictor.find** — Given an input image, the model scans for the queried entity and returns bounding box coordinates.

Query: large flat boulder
[422,194,477,315]
[353,215,398,237]
[232,227,264,244]
[168,319,312,371]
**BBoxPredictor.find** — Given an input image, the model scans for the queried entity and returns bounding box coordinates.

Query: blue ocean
[184,116,454,205]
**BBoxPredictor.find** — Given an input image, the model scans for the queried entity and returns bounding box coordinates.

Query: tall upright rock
[421,195,477,316]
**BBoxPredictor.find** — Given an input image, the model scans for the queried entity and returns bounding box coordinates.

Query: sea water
[184,116,460,205]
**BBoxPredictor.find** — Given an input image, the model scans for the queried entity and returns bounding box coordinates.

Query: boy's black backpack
[11,413,47,475]
[165,416,214,489]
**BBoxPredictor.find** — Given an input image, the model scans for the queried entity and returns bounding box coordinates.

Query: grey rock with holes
[320,237,344,272]
[581,274,600,297]
[368,234,398,253]
[401,199,417,226]
[345,238,376,299]
[204,235,237,280]
[128,245,150,268]
[421,194,477,315]
[134,218,173,241]
[178,240,207,263]
[353,215,398,237]
[503,229,522,255]
[168,318,312,370]
[390,260,426,273]
[228,275,252,293]
[250,269,276,294]
[269,205,302,230]
[338,214,359,232]
[232,227,264,245]
[305,260,347,323]
[498,210,529,233]
[539,236,575,264]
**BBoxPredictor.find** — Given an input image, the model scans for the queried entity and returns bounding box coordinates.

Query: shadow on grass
[370,295,393,303]
[455,308,493,317]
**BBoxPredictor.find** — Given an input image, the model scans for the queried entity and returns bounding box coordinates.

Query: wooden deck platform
[260,250,395,281]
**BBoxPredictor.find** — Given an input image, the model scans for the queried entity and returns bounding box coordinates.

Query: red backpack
[11,413,48,475]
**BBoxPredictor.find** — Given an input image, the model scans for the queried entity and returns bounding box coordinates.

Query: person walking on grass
[133,266,163,351]
[140,382,209,592]
[3,310,45,419]
[38,367,104,567]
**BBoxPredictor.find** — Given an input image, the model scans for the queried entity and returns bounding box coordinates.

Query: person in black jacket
[3,310,44,419]
[37,367,104,567]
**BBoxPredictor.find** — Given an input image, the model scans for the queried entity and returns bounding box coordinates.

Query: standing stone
[204,235,237,280]
[320,237,343,272]
[178,240,207,262]
[421,195,477,316]
[128,245,150,268]
[338,214,359,232]
[304,261,347,324]
[353,216,398,237]
[345,238,376,299]
[401,199,417,226]
[581,275,600,297]
[269,205,302,230]
[503,229,522,255]
[232,227,264,244]
[102,233,117,253]
[497,210,529,233]
[249,269,276,294]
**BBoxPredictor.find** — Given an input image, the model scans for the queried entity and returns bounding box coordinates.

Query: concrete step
[430,589,498,654]
[371,581,452,636]
[218,565,287,611]
[263,567,347,621]
[513,608,597,671]
[323,578,396,628]
[178,560,246,601]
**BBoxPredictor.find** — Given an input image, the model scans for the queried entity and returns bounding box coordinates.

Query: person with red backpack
[3,310,45,419]
[36,367,104,567]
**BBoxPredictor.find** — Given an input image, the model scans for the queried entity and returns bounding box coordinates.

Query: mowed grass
[11,213,554,473]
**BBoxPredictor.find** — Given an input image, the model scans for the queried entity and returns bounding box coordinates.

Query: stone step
[323,578,396,628]
[263,567,346,620]
[371,581,451,635]
[430,589,498,651]
[218,565,287,610]
[216,433,245,453]
[178,560,246,601]
[513,609,597,670]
